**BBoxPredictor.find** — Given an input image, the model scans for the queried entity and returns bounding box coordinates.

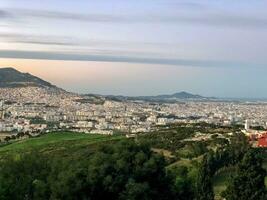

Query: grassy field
[213,168,235,200]
[0,132,124,157]
[263,157,267,188]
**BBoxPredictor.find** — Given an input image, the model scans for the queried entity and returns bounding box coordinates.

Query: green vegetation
[0,132,124,156]
[137,123,231,157]
[0,124,266,200]
[222,150,267,200]
[139,125,267,200]
[213,168,234,199]
[195,155,214,200]
[0,140,175,200]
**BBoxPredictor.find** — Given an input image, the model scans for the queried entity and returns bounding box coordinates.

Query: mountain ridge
[103,91,212,102]
[153,91,203,99]
[0,67,57,89]
[0,67,212,102]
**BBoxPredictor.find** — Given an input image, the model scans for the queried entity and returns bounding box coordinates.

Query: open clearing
[0,132,124,155]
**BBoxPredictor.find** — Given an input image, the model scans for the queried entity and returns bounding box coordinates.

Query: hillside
[0,67,106,105]
[0,128,266,199]
[0,67,56,88]
[0,132,175,200]
[0,68,211,103]
[104,91,210,102]
[0,132,124,155]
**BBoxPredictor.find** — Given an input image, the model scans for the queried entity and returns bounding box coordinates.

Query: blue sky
[0,0,267,97]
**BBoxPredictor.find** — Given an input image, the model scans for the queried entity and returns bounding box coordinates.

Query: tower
[245,119,250,131]
[0,100,4,120]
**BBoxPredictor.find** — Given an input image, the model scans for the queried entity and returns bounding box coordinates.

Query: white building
[245,119,250,131]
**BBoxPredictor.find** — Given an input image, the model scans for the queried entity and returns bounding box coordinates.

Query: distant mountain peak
[175,91,194,95]
[150,91,203,100]
[0,67,56,88]
[104,91,210,102]
[170,91,203,99]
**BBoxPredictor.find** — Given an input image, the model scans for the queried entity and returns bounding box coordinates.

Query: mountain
[104,92,211,102]
[0,67,56,88]
[154,91,203,99]
[0,67,211,103]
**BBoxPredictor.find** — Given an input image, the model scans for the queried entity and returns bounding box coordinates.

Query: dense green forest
[0,125,266,200]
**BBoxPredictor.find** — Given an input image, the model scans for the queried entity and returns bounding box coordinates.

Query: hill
[0,128,266,199]
[0,132,174,200]
[0,68,212,103]
[0,67,56,88]
[154,91,204,99]
[0,67,107,105]
[104,91,210,102]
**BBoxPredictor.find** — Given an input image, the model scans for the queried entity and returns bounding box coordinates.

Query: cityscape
[0,67,266,200]
[1,73,267,139]
[1,67,267,151]
[0,1,267,200]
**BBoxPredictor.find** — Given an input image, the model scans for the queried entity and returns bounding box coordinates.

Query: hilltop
[153,91,204,99]
[0,67,105,105]
[0,67,56,88]
[104,91,210,102]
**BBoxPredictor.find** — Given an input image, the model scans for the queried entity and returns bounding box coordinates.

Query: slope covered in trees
[0,140,176,200]
[0,126,266,200]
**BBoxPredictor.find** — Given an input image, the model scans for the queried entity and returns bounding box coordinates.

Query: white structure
[90,130,113,135]
[245,119,250,131]
[0,100,4,120]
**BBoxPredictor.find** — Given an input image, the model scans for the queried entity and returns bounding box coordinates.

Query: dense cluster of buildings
[1,87,267,146]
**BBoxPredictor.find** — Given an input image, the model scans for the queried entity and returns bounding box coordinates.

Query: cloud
[14,9,138,23]
[0,49,261,68]
[0,32,180,50]
[180,14,267,28]
[0,10,10,18]
[0,8,266,29]
[169,1,207,9]
[0,33,76,46]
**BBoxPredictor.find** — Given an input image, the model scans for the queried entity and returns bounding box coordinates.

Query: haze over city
[1,0,267,98]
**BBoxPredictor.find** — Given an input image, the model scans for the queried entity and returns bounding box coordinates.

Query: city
[1,82,267,147]
[0,0,267,200]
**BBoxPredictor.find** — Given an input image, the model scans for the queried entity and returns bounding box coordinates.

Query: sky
[0,0,267,98]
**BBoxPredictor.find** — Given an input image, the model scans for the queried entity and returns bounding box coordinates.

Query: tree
[227,132,250,165]
[4,136,10,142]
[0,153,50,200]
[195,155,214,200]
[81,141,174,200]
[168,165,195,200]
[0,140,178,200]
[223,150,267,200]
